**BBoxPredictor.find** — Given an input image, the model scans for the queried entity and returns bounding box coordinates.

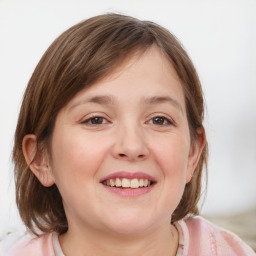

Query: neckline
[51,221,187,256]
[52,232,65,256]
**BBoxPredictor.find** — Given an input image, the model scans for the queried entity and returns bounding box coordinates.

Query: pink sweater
[6,216,256,256]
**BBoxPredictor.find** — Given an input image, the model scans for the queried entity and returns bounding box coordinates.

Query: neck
[59,222,179,256]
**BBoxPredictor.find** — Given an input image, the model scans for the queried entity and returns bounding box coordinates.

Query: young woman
[8,13,255,255]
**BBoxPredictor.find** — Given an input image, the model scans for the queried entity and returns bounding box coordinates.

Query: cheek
[49,130,109,188]
[152,134,190,178]
[148,134,191,219]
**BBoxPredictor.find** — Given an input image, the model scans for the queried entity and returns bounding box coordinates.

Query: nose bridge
[113,118,149,161]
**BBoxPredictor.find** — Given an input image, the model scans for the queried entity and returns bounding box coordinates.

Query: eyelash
[80,115,174,127]
[80,115,109,126]
[147,116,174,126]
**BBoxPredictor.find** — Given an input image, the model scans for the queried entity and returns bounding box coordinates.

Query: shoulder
[3,232,55,256]
[178,216,255,256]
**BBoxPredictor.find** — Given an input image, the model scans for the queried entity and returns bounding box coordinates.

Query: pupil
[92,117,103,124]
[153,117,164,124]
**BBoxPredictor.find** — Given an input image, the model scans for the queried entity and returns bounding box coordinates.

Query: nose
[112,124,149,161]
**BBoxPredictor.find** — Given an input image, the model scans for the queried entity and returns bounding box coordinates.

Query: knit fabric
[5,216,256,256]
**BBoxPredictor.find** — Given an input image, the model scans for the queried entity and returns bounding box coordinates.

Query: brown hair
[13,13,208,235]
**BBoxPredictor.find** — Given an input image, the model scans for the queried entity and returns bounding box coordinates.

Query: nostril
[118,153,145,159]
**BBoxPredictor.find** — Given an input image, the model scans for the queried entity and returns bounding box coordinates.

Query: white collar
[52,232,65,256]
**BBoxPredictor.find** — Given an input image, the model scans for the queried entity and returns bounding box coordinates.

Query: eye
[81,116,108,125]
[149,116,173,126]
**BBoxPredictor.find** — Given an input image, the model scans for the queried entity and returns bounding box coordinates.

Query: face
[45,46,201,235]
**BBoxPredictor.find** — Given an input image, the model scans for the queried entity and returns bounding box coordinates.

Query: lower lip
[101,184,155,197]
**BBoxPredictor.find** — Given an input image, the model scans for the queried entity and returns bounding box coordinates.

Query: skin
[23,46,205,256]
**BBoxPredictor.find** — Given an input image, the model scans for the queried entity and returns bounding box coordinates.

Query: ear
[186,127,206,183]
[22,134,55,187]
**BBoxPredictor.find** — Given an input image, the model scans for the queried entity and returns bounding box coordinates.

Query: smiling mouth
[102,178,153,189]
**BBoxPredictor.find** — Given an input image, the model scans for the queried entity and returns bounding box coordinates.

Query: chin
[101,208,160,235]
[108,221,152,236]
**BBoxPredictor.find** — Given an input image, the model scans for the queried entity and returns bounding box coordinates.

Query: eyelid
[80,113,111,125]
[146,113,176,126]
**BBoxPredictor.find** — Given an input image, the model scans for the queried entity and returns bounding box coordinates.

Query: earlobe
[186,127,206,183]
[22,134,55,187]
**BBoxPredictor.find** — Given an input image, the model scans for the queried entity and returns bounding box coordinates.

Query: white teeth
[115,178,122,187]
[131,178,140,188]
[103,178,152,188]
[122,178,130,188]
[110,179,115,187]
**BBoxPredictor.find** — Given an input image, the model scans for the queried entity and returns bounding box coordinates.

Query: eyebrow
[68,95,116,111]
[144,96,183,113]
[68,95,183,113]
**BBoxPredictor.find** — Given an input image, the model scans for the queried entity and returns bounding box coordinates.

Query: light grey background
[1,0,256,236]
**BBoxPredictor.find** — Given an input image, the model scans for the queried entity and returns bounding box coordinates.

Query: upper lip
[99,171,157,183]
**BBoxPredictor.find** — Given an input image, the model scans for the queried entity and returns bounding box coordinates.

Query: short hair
[13,13,208,235]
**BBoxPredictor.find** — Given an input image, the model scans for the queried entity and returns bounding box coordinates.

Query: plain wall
[0,0,256,235]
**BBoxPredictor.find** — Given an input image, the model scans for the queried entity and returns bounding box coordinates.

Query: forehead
[65,46,185,110]
[105,46,181,87]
